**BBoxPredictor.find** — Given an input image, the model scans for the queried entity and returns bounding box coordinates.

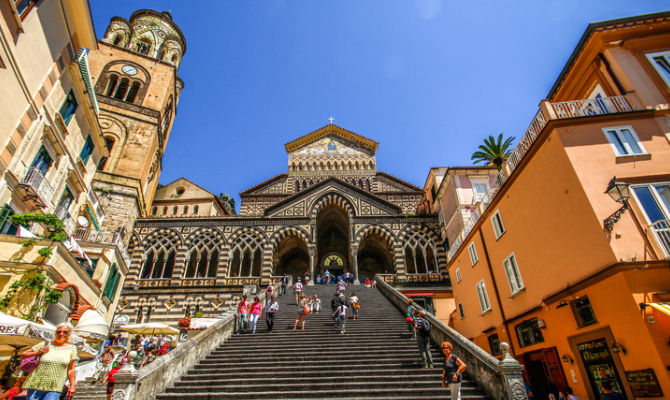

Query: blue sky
[90,1,668,209]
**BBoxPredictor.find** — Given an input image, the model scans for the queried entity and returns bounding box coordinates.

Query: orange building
[444,12,670,400]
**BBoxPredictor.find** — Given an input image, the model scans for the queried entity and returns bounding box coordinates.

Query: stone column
[111,351,139,400]
[498,342,528,400]
[351,244,360,284]
[307,245,316,286]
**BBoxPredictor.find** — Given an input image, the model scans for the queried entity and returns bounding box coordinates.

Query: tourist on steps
[249,296,262,334]
[265,295,279,333]
[280,274,288,296]
[293,293,309,330]
[406,299,416,339]
[311,294,321,313]
[441,342,466,400]
[293,278,303,305]
[336,279,346,293]
[236,295,250,334]
[332,301,348,334]
[331,292,343,326]
[414,312,433,368]
[350,292,360,320]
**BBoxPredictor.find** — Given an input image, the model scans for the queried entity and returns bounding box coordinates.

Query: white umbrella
[0,311,54,356]
[119,323,179,335]
[73,310,109,342]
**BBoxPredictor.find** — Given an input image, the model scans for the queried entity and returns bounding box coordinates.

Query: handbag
[405,316,414,323]
[353,302,360,310]
[20,354,41,374]
[303,305,311,314]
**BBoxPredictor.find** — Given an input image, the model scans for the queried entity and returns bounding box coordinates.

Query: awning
[649,303,670,316]
[405,292,434,297]
[73,309,109,341]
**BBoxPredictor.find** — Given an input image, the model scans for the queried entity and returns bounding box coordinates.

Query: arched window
[104,136,115,152]
[194,205,199,214]
[326,162,331,170]
[358,179,364,188]
[309,180,314,186]
[184,232,220,278]
[312,162,317,171]
[365,180,371,190]
[305,163,310,171]
[105,74,119,96]
[113,78,129,100]
[369,161,374,169]
[112,35,122,46]
[172,206,177,215]
[228,232,264,277]
[139,235,178,280]
[161,98,173,132]
[302,181,307,188]
[126,81,141,103]
[183,206,188,214]
[355,161,360,170]
[295,181,300,192]
[298,162,303,171]
[135,39,152,55]
[151,207,157,216]
[404,229,438,274]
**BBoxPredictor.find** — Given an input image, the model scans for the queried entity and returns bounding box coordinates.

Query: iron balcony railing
[651,219,670,258]
[21,168,54,207]
[53,206,76,234]
[73,228,131,266]
[75,49,99,114]
[447,95,633,260]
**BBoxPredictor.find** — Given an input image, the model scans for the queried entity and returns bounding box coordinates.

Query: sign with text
[626,369,663,398]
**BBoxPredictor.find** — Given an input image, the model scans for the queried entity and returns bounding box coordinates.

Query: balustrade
[20,168,54,208]
[651,219,670,258]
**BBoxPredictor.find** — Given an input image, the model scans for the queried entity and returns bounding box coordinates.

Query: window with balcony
[476,280,491,313]
[58,90,78,125]
[515,318,544,347]
[646,50,670,87]
[468,243,478,266]
[631,183,670,256]
[103,264,120,301]
[570,297,598,328]
[57,187,74,211]
[79,136,94,164]
[503,253,524,295]
[602,126,646,157]
[491,210,505,239]
[471,179,489,201]
[30,146,53,175]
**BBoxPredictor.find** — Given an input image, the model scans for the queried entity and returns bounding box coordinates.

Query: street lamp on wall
[604,177,630,231]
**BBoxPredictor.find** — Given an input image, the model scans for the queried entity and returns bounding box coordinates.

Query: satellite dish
[77,216,89,228]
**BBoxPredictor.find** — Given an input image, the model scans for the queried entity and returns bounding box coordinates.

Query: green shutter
[103,264,119,301]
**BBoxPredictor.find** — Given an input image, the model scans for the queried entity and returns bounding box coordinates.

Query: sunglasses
[56,330,70,335]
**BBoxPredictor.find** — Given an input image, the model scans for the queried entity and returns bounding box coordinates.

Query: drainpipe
[478,229,517,355]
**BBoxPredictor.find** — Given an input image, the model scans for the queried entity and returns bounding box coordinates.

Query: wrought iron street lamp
[604,177,630,231]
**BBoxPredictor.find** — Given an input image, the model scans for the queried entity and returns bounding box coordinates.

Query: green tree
[471,133,516,170]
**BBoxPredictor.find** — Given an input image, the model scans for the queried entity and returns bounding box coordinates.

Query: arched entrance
[274,235,309,279]
[357,233,394,282]
[316,205,350,277]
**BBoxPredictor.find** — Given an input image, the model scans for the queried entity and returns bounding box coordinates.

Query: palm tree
[471,133,516,170]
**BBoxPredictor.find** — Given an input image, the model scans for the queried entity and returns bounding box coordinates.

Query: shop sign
[625,369,663,398]
[577,338,626,400]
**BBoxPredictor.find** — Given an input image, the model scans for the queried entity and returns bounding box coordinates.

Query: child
[332,302,348,334]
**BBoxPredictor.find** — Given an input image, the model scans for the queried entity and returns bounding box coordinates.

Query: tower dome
[102,9,186,68]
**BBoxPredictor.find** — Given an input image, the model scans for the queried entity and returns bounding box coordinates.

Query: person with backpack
[414,312,433,368]
[332,302,348,334]
[350,292,360,320]
[293,278,303,305]
[406,299,416,339]
[264,295,279,333]
[331,292,343,326]
[293,293,310,330]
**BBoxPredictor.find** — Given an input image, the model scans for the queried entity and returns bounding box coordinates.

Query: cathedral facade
[120,124,447,322]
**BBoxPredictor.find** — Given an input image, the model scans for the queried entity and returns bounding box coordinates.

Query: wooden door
[543,347,568,392]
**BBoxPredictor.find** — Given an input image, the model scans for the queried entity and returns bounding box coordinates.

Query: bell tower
[87,10,186,240]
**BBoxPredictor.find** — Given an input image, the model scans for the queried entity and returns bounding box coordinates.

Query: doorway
[520,347,567,399]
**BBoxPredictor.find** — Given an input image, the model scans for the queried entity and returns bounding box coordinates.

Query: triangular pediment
[239,174,288,196]
[264,177,401,218]
[284,124,379,155]
[154,178,216,201]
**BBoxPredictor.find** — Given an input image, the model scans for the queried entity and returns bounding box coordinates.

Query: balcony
[447,95,634,260]
[73,229,130,266]
[651,220,670,258]
[53,206,76,234]
[16,168,54,210]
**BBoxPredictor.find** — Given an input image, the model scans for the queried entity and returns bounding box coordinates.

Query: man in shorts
[293,278,303,305]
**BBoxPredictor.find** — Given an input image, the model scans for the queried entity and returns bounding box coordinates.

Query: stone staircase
[74,376,108,400]
[153,284,490,399]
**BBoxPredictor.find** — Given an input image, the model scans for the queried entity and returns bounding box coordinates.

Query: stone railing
[112,308,236,400]
[376,277,527,400]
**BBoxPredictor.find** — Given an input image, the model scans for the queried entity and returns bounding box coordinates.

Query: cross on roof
[328,116,335,124]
